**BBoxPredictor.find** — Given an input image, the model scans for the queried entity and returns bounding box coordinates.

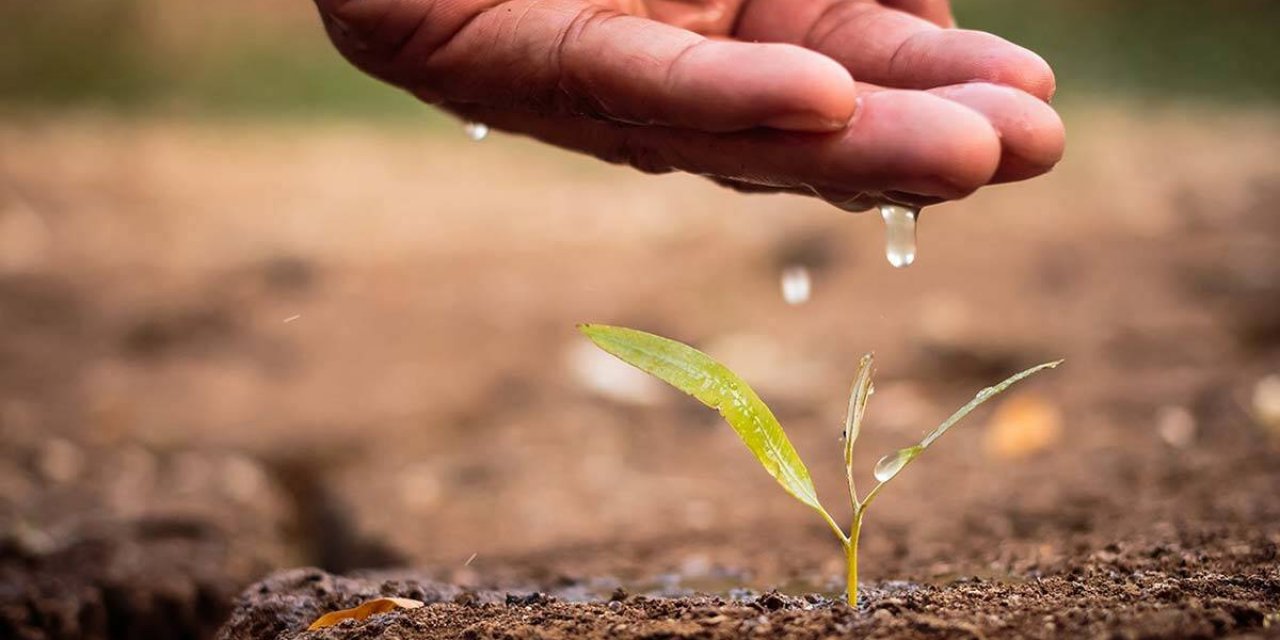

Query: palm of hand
[317,0,1062,208]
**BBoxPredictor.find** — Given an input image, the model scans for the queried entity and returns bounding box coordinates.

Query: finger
[706,178,943,212]
[317,0,857,133]
[879,0,954,28]
[854,81,1065,182]
[927,83,1065,183]
[445,88,1001,201]
[737,0,1055,101]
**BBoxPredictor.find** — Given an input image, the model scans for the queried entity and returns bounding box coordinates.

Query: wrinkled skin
[314,0,1064,210]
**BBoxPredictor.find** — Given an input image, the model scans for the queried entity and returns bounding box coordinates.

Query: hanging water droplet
[873,446,920,482]
[879,203,919,268]
[463,122,489,141]
[779,265,812,305]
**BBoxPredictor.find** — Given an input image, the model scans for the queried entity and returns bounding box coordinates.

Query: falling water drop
[779,265,812,305]
[873,446,921,482]
[463,122,489,141]
[879,203,919,268]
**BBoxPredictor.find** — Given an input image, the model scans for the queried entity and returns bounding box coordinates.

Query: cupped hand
[314,0,1064,209]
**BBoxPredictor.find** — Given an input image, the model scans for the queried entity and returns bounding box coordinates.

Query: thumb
[315,0,858,133]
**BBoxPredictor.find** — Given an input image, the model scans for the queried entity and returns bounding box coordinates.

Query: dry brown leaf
[983,392,1063,459]
[307,597,425,631]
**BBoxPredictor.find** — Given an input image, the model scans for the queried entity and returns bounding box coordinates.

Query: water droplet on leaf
[463,122,489,141]
[879,203,918,268]
[873,446,920,482]
[779,265,812,305]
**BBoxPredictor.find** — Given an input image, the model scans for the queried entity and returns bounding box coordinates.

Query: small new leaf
[862,359,1063,509]
[580,324,824,514]
[919,360,1063,449]
[844,354,874,503]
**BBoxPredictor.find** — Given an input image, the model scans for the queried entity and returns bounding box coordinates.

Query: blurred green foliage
[1,0,1277,118]
[0,0,421,120]
[0,0,156,108]
[957,0,1280,103]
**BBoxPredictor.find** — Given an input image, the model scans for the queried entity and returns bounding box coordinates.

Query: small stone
[505,592,553,606]
[755,591,787,611]
[1252,374,1280,436]
[1156,405,1196,448]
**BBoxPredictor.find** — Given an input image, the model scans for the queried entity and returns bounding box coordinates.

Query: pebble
[1252,374,1280,436]
[1156,405,1196,448]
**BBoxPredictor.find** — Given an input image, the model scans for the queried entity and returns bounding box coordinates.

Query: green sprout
[579,324,1062,606]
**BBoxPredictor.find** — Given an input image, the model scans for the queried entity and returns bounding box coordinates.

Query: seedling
[579,324,1061,606]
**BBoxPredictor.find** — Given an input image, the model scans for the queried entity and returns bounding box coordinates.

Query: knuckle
[549,6,622,117]
[317,0,445,89]
[805,1,876,52]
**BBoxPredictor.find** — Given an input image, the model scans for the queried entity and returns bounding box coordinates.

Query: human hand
[314,0,1064,209]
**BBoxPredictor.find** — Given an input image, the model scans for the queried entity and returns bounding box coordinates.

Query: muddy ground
[1,107,1278,638]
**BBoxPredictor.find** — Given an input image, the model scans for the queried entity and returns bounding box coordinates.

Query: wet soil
[219,551,1280,639]
[1,113,1278,638]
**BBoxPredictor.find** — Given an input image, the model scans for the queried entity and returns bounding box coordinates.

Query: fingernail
[762,112,849,133]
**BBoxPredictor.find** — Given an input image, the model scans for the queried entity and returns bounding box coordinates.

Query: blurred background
[1,1,1278,637]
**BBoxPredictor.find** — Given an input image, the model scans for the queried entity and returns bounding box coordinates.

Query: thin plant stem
[818,506,850,546]
[843,355,874,515]
[861,479,890,512]
[846,509,865,606]
[847,466,860,516]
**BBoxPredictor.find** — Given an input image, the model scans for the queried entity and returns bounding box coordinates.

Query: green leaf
[918,359,1064,449]
[579,324,824,513]
[860,359,1063,509]
[843,354,875,471]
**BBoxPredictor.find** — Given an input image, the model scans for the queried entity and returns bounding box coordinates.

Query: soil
[219,551,1280,640]
[1,110,1278,639]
